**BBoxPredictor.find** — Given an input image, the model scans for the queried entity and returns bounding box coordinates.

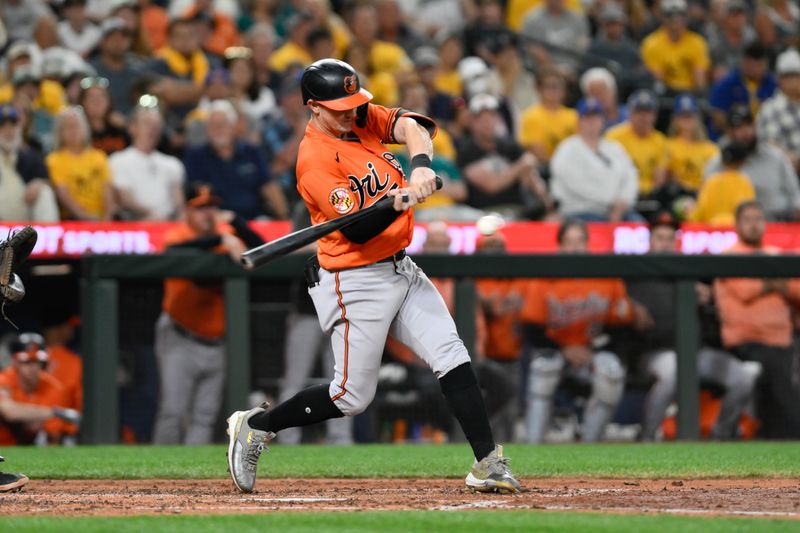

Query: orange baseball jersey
[0,366,67,445]
[162,223,237,339]
[296,104,436,270]
[476,279,526,361]
[519,278,634,347]
[46,345,83,436]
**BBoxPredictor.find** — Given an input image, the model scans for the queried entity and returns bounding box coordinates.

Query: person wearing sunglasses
[0,332,82,446]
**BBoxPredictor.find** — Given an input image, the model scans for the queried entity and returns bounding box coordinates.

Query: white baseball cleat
[465,445,522,494]
[226,404,275,493]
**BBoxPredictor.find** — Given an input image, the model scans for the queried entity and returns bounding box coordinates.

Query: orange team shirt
[0,367,67,445]
[296,104,437,271]
[162,223,237,339]
[519,278,634,347]
[46,345,83,411]
[476,279,525,361]
[713,240,800,348]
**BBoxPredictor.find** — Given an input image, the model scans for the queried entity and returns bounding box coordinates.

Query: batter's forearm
[396,117,433,158]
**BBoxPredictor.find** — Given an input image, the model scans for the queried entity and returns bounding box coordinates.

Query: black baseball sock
[439,362,496,462]
[248,384,344,433]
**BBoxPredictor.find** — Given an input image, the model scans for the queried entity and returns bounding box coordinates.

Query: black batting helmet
[9,332,48,365]
[301,59,372,110]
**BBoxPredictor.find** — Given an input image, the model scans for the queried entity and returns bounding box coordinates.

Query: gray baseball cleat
[226,404,276,493]
[465,445,522,494]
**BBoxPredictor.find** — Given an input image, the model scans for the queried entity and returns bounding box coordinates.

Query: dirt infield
[3,478,800,518]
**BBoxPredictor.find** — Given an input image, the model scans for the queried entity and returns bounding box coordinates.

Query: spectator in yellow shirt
[606,89,668,195]
[640,0,710,92]
[46,107,116,221]
[666,94,719,192]
[518,68,578,167]
[690,141,755,225]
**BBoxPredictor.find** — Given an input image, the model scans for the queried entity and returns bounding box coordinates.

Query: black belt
[171,321,224,347]
[377,249,406,264]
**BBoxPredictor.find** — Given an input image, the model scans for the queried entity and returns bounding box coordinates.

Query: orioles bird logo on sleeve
[343,74,358,94]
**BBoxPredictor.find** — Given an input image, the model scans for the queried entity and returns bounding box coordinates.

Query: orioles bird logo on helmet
[343,74,358,95]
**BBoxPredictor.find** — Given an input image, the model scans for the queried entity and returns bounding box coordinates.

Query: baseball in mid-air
[476,214,505,236]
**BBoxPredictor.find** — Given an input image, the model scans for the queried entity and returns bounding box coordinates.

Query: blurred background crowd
[1,0,800,449]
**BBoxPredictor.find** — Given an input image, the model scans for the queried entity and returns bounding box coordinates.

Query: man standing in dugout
[226,59,521,494]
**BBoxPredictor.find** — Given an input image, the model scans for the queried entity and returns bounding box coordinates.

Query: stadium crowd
[1,0,800,453]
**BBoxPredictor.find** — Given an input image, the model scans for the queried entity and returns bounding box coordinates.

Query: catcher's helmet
[301,59,372,110]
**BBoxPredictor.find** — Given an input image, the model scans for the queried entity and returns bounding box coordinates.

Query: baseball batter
[227,59,521,494]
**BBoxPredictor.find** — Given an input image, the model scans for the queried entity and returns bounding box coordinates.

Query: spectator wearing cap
[184,99,288,220]
[518,68,577,170]
[88,17,146,117]
[39,308,83,443]
[0,332,79,446]
[57,0,101,57]
[706,0,757,81]
[704,105,800,221]
[606,89,669,195]
[551,98,640,221]
[583,2,651,98]
[46,106,116,221]
[375,0,428,56]
[690,139,754,224]
[484,30,539,125]
[0,43,66,117]
[347,3,413,79]
[521,0,591,81]
[0,105,59,222]
[714,200,800,438]
[268,11,314,74]
[579,67,627,130]
[8,65,61,153]
[665,93,719,192]
[456,93,552,220]
[0,0,52,43]
[708,42,776,138]
[640,0,710,93]
[148,18,209,121]
[79,76,129,155]
[110,105,185,220]
[182,0,241,57]
[756,49,800,173]
[153,181,264,445]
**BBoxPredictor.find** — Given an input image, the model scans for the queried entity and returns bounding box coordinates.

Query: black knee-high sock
[248,384,344,433]
[439,362,496,461]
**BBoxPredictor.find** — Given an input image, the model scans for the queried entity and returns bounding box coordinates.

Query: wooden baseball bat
[241,177,442,269]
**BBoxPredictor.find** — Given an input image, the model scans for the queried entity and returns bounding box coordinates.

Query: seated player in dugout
[519,220,651,444]
[226,58,521,494]
[0,332,82,445]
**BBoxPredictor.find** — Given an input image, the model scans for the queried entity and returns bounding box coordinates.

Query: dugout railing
[80,253,800,444]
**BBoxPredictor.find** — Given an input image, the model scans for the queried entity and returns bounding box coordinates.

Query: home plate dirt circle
[3,478,800,518]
